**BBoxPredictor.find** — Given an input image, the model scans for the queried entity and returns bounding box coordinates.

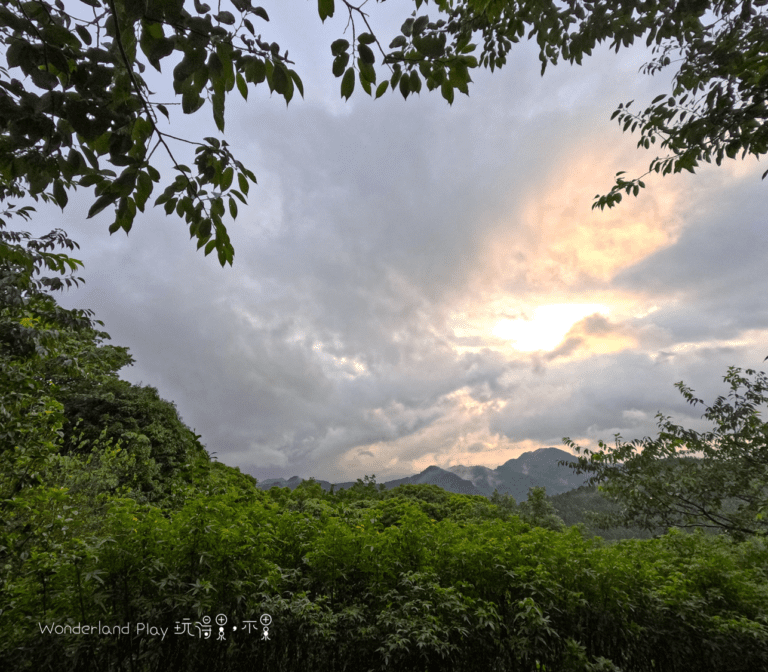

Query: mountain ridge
[254,447,587,501]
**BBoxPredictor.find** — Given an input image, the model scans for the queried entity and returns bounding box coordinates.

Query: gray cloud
[19,9,768,484]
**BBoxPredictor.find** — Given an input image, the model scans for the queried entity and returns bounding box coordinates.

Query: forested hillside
[549,485,662,541]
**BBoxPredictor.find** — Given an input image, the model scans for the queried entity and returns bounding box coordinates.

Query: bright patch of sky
[492,304,610,352]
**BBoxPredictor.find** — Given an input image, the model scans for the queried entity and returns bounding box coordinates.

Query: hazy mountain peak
[255,447,586,501]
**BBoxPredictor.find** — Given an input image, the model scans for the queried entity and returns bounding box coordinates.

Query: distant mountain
[257,475,308,490]
[447,447,587,501]
[378,465,485,496]
[254,447,587,502]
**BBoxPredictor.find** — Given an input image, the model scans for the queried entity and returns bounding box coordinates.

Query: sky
[17,2,768,484]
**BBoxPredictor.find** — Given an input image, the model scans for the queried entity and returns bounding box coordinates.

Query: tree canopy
[434,0,768,208]
[0,206,102,502]
[1,0,766,266]
[563,362,768,539]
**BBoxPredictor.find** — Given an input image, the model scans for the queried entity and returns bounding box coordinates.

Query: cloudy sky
[22,3,768,484]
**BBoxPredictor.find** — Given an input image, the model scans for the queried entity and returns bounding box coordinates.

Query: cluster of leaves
[322,0,768,208]
[599,0,768,207]
[3,0,766,270]
[326,4,478,106]
[332,0,768,209]
[0,213,210,557]
[563,363,768,540]
[367,0,768,206]
[0,0,297,265]
[1,211,104,504]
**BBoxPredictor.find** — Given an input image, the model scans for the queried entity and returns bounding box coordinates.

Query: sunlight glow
[492,304,609,352]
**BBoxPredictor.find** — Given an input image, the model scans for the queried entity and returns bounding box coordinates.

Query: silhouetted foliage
[564,363,768,540]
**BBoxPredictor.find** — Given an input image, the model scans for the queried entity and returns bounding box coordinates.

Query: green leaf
[441,79,454,105]
[399,74,410,99]
[52,181,68,210]
[375,81,388,99]
[413,33,446,58]
[333,53,350,77]
[389,36,407,49]
[228,197,238,219]
[30,68,58,91]
[359,59,376,84]
[81,146,99,170]
[358,44,375,64]
[289,70,304,98]
[221,167,234,191]
[218,245,232,266]
[131,116,153,144]
[212,91,225,131]
[331,39,350,56]
[409,70,421,94]
[341,67,355,100]
[155,190,171,206]
[272,63,288,95]
[358,33,375,45]
[238,172,250,195]
[215,11,235,25]
[66,149,85,172]
[236,73,248,100]
[412,16,429,35]
[135,172,153,211]
[253,6,269,21]
[318,0,335,23]
[182,90,205,114]
[87,193,118,219]
[75,25,92,46]
[245,58,266,84]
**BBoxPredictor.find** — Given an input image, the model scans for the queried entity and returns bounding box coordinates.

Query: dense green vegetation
[548,485,659,542]
[2,224,767,671]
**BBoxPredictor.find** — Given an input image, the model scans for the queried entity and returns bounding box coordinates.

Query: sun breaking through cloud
[492,304,610,352]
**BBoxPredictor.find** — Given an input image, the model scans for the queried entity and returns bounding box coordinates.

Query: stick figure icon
[261,626,270,641]
[215,614,228,641]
